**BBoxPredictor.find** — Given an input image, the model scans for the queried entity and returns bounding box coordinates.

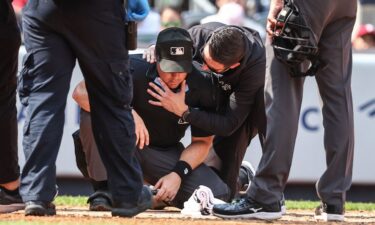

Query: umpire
[213,0,357,221]
[18,0,151,217]
[0,0,22,211]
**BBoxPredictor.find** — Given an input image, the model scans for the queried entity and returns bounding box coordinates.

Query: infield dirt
[1,207,375,224]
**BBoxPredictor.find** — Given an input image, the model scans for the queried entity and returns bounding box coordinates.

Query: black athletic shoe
[0,187,23,205]
[25,201,56,216]
[314,202,344,222]
[0,187,24,213]
[87,190,112,211]
[213,197,282,220]
[238,162,287,215]
[112,185,152,217]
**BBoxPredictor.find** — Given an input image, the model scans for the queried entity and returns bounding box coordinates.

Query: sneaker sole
[25,206,56,216]
[0,204,25,213]
[90,204,112,211]
[213,211,282,220]
[315,212,344,222]
[112,201,151,217]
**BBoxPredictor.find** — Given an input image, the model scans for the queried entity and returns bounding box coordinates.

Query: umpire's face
[156,63,188,89]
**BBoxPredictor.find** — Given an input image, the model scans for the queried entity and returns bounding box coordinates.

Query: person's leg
[136,145,230,209]
[0,3,23,213]
[61,1,149,216]
[0,0,21,192]
[248,37,305,206]
[19,7,76,215]
[292,0,356,221]
[78,110,108,182]
[210,88,266,200]
[213,36,305,220]
[75,110,111,211]
[313,0,356,213]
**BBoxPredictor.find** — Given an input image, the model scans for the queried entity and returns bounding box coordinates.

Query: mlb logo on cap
[170,47,184,56]
[156,27,193,73]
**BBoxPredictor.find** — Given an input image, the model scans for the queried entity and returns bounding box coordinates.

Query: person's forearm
[179,136,213,169]
[187,106,249,136]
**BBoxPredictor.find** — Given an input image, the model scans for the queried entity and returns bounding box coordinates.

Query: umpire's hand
[132,109,149,149]
[153,172,181,202]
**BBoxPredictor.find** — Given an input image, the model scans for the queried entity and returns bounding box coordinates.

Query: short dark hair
[207,27,246,66]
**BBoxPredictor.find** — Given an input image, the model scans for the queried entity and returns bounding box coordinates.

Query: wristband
[172,160,192,180]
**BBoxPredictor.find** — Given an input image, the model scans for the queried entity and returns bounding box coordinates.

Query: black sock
[90,180,108,192]
[1,186,20,196]
[238,168,248,188]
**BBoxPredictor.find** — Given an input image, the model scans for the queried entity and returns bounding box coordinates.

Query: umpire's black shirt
[186,22,266,136]
[130,54,215,149]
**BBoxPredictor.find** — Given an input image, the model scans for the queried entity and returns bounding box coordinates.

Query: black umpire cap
[156,27,193,73]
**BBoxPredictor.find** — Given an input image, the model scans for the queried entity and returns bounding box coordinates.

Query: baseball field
[1,196,375,225]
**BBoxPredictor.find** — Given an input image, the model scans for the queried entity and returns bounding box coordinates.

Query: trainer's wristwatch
[178,107,190,125]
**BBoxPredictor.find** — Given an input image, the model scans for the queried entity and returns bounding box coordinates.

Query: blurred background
[12,0,375,201]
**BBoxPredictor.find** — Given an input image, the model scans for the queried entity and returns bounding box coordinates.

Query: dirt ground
[1,207,375,225]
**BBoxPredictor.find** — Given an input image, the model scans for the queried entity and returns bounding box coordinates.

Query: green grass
[54,195,88,207]
[286,200,375,211]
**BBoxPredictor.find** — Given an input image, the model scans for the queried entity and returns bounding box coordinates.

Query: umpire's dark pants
[76,110,231,208]
[0,0,21,184]
[19,0,143,204]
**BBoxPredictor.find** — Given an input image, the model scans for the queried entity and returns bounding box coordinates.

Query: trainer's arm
[72,81,91,112]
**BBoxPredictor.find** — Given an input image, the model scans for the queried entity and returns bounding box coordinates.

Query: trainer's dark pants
[0,0,21,184]
[75,110,231,208]
[213,88,266,198]
[19,0,143,205]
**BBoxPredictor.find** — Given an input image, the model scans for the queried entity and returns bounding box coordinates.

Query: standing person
[213,0,356,221]
[71,28,253,211]
[18,0,151,217]
[0,0,23,213]
[144,22,266,200]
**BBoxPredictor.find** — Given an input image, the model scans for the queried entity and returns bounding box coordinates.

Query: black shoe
[25,201,56,216]
[0,187,24,213]
[213,197,282,220]
[239,161,255,193]
[0,187,23,205]
[87,190,112,211]
[314,202,344,221]
[112,185,152,217]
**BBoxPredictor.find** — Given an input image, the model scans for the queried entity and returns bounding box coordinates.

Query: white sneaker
[314,203,345,222]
